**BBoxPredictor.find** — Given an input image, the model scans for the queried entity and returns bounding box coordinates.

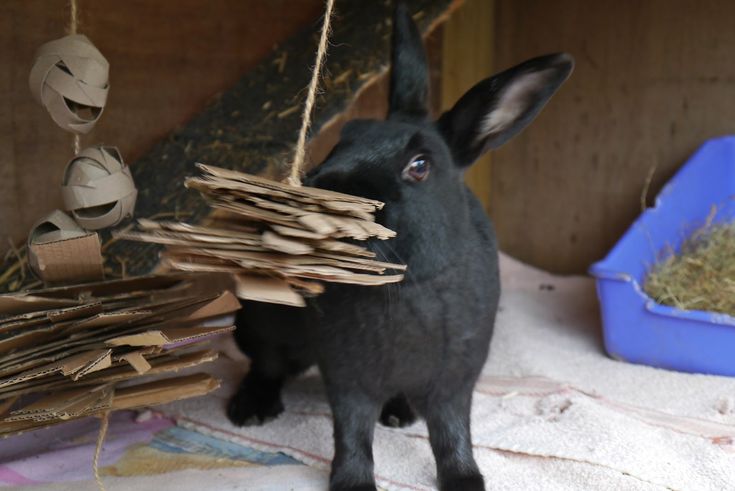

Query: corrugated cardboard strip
[28,34,109,134]
[118,164,406,306]
[62,146,137,230]
[27,209,104,284]
[0,273,239,437]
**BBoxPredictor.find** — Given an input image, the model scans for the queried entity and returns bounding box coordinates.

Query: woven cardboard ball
[61,146,137,230]
[28,34,109,134]
[27,209,104,283]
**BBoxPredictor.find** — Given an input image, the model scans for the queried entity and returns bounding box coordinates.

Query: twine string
[69,0,81,155]
[93,411,110,491]
[287,0,335,187]
[69,0,78,34]
[69,8,104,487]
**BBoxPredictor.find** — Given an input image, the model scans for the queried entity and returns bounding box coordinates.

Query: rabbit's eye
[402,155,430,182]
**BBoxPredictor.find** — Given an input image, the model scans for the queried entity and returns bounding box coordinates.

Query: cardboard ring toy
[27,209,104,283]
[61,146,137,230]
[28,34,109,134]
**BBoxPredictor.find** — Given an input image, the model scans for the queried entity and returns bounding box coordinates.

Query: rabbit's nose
[307,168,352,190]
[310,170,385,202]
[309,170,351,192]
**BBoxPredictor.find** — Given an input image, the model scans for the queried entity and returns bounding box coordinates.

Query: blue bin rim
[589,136,735,328]
[589,263,735,327]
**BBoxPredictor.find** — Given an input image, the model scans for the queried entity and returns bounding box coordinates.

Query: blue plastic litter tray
[590,136,735,376]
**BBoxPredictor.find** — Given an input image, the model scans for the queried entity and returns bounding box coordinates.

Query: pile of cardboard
[0,273,239,437]
[118,164,406,307]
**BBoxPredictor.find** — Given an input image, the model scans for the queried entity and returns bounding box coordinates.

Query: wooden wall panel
[0,0,321,255]
[442,0,495,214]
[492,0,735,274]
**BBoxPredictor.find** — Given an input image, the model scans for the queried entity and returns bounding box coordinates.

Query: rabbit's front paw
[441,473,485,491]
[227,379,284,426]
[330,484,377,491]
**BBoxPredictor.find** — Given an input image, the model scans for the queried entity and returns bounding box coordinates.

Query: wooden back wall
[490,0,735,273]
[0,0,321,256]
[4,0,735,276]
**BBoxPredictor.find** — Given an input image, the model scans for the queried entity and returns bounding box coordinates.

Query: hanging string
[287,0,335,186]
[68,0,81,155]
[66,3,106,488]
[73,129,81,156]
[92,411,110,491]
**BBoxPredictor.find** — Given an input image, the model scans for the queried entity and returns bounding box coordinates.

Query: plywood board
[442,0,495,214]
[492,0,735,273]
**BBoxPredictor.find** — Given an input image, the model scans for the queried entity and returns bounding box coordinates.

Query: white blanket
[158,253,735,491]
[25,253,735,490]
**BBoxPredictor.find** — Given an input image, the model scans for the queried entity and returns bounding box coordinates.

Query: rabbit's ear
[438,53,574,167]
[388,3,429,120]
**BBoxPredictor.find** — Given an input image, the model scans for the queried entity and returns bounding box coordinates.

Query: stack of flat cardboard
[0,273,239,437]
[118,164,406,307]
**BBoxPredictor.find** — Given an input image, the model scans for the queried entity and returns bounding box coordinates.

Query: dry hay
[645,221,735,316]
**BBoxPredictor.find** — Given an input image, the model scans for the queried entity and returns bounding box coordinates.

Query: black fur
[230,4,573,490]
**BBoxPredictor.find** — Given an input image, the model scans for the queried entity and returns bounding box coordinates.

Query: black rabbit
[229,5,573,490]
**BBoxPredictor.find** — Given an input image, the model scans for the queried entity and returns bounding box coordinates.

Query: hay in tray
[645,221,735,317]
[0,273,240,437]
[117,164,407,307]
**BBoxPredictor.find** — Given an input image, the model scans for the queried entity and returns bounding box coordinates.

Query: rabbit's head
[306,4,573,279]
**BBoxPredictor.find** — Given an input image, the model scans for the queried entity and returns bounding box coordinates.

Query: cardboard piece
[194,164,384,208]
[0,374,218,437]
[63,310,152,331]
[47,302,104,323]
[71,350,112,379]
[112,373,219,410]
[0,320,228,387]
[235,274,305,307]
[0,273,239,437]
[119,163,406,306]
[119,351,151,374]
[0,295,80,317]
[0,397,17,418]
[61,146,137,230]
[261,230,314,255]
[27,210,104,284]
[185,290,241,321]
[32,272,199,300]
[0,293,236,379]
[28,34,109,134]
[0,349,217,402]
[0,349,116,390]
[105,325,235,347]
[7,384,114,422]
